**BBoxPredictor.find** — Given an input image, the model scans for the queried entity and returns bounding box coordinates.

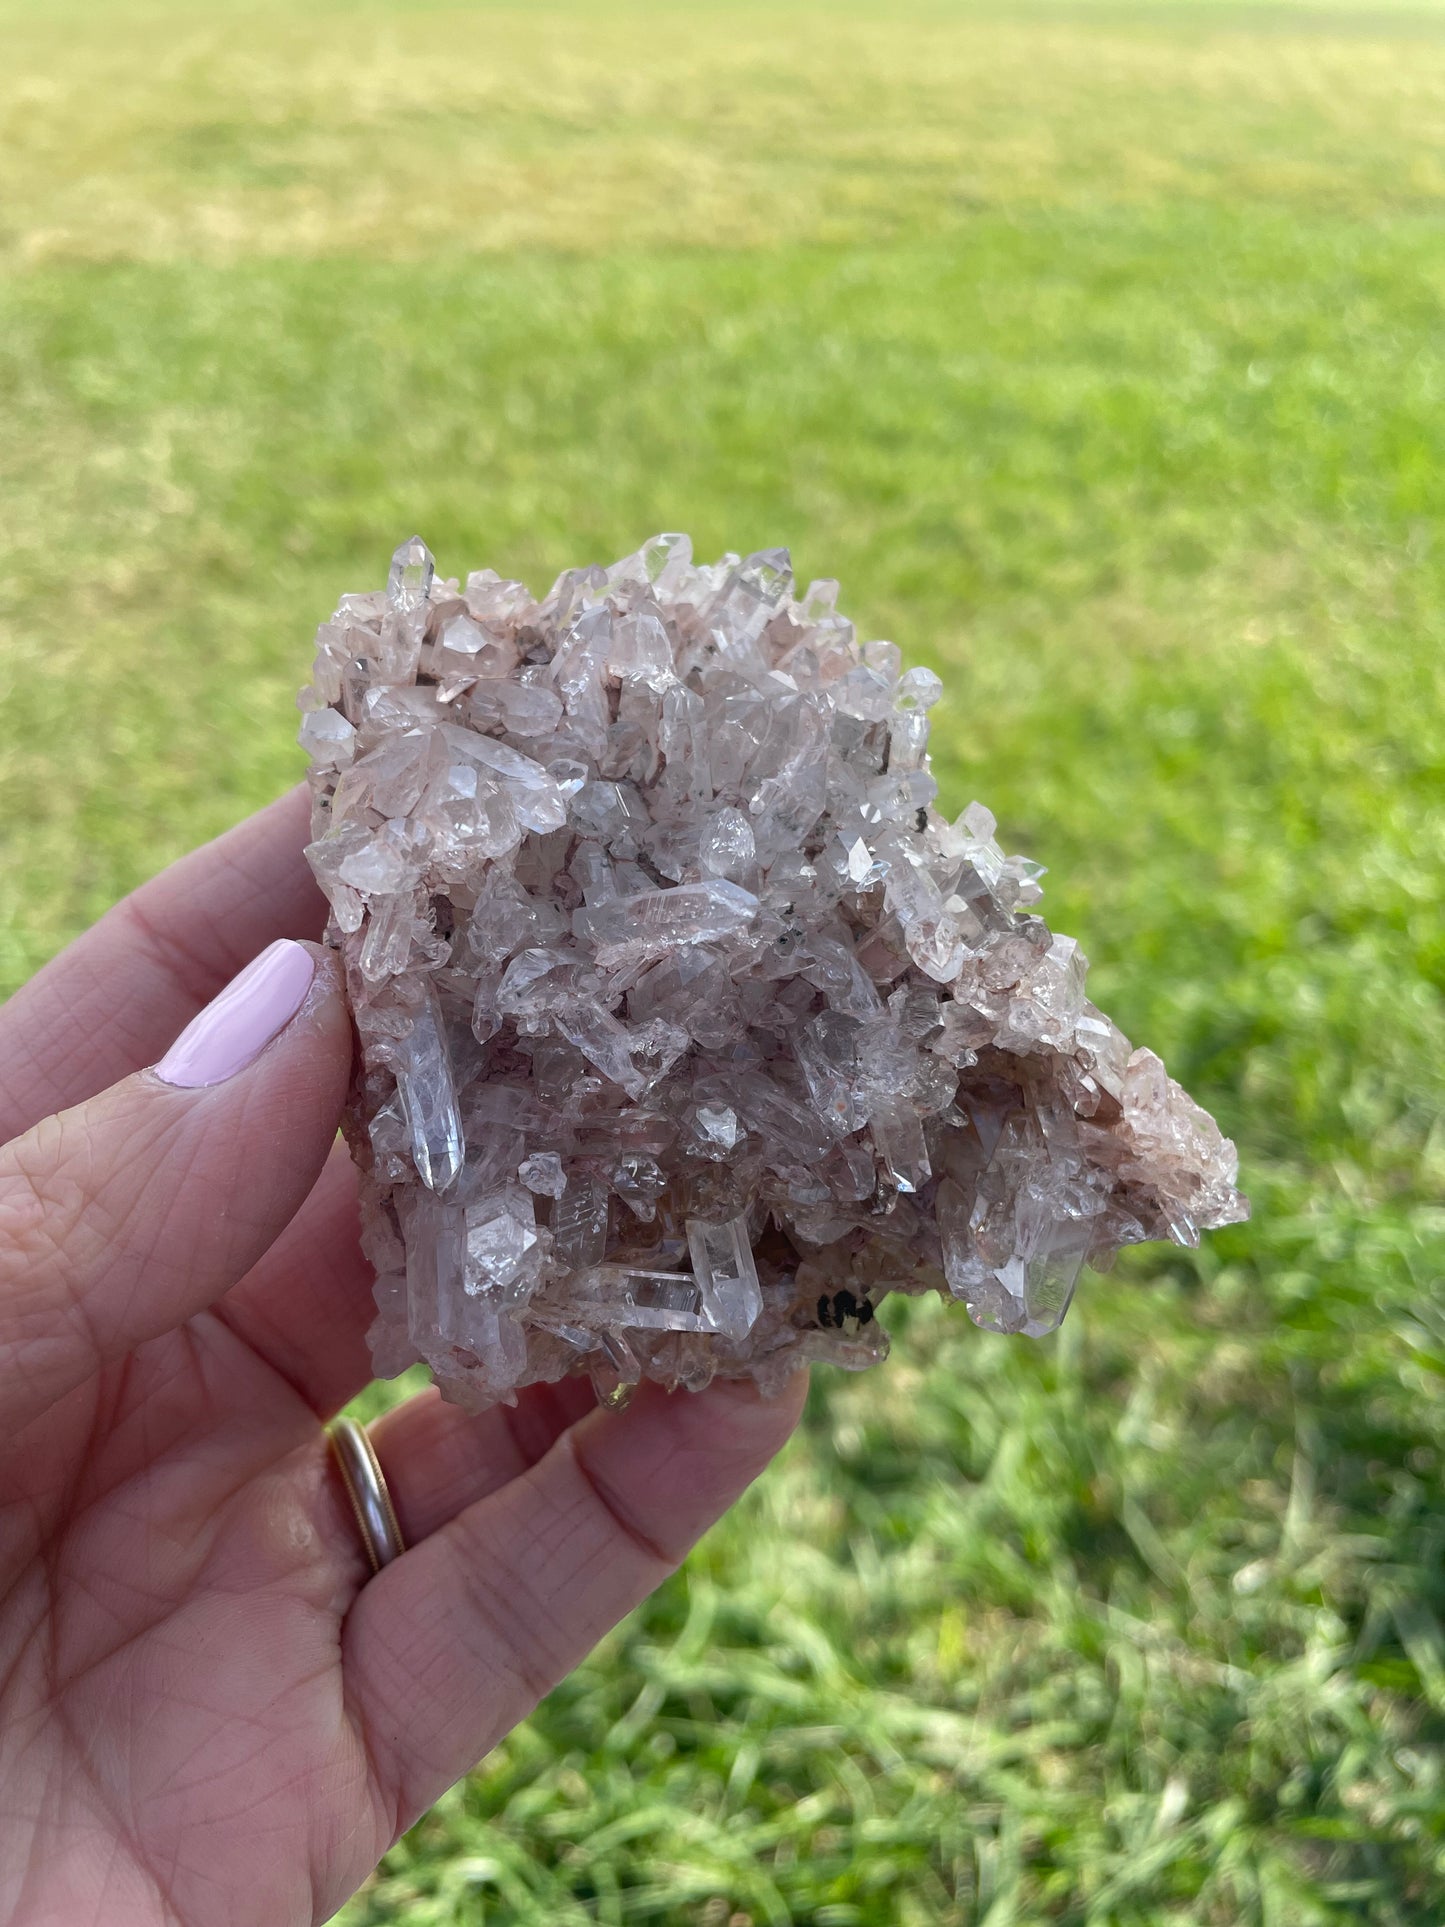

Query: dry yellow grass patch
[4,2,1445,267]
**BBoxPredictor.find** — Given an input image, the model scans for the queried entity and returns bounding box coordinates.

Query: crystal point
[686,1217,763,1341]
[395,987,464,1194]
[387,535,435,613]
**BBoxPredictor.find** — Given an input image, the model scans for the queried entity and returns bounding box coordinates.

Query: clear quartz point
[388,536,435,612]
[572,1265,711,1332]
[871,1097,932,1195]
[589,1329,641,1406]
[518,1151,567,1198]
[641,531,692,585]
[700,807,756,879]
[695,1104,741,1152]
[551,1172,610,1270]
[465,1207,539,1298]
[574,879,759,964]
[396,986,464,1193]
[686,1217,763,1340]
[303,532,1248,1412]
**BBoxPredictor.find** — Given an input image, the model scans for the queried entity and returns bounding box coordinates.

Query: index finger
[0,786,325,1144]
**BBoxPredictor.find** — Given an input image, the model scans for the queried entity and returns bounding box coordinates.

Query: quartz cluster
[300,534,1247,1410]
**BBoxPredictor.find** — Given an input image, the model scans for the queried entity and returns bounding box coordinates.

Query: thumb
[0,939,351,1430]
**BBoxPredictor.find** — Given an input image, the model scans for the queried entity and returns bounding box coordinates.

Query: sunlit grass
[2,2,1444,1921]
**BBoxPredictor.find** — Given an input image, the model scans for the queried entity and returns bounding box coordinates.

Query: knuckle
[0,1095,166,1385]
[0,1113,96,1276]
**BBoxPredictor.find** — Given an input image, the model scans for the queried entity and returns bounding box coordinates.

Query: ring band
[327,1417,405,1574]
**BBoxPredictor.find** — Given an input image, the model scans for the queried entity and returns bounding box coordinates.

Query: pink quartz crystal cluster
[300,534,1247,1411]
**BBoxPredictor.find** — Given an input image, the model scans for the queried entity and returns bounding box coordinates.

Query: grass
[3,0,1445,1919]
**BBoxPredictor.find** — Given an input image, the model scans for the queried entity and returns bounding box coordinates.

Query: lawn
[3,0,1445,1920]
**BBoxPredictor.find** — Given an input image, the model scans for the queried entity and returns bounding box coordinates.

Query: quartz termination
[301,535,1248,1410]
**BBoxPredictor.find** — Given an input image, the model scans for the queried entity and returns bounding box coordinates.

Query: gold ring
[327,1417,405,1574]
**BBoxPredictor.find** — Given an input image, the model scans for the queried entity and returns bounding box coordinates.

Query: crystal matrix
[300,535,1248,1410]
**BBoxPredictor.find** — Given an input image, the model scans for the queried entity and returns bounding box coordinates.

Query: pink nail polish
[154,940,317,1089]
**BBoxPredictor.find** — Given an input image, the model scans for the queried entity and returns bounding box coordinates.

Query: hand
[0,789,807,1927]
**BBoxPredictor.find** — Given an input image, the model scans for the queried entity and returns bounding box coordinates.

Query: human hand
[0,789,807,1927]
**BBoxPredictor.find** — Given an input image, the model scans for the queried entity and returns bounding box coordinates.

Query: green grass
[4,1,1445,1920]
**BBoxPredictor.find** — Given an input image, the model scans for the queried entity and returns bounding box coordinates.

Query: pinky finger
[340,1370,808,1838]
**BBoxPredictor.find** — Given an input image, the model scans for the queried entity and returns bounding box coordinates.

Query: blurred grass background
[3,0,1445,1920]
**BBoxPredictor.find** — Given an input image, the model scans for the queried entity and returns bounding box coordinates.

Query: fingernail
[154,940,317,1089]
